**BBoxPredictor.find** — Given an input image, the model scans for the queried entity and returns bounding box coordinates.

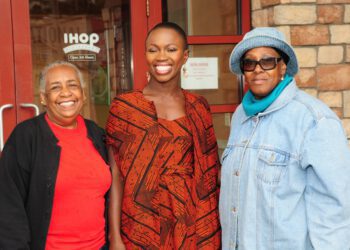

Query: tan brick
[291,25,329,45]
[268,8,275,25]
[251,0,262,10]
[261,0,281,7]
[273,5,317,25]
[331,107,343,118]
[276,26,291,43]
[296,68,317,87]
[347,45,350,62]
[342,119,350,139]
[317,0,350,3]
[317,5,343,24]
[303,88,318,97]
[330,25,350,43]
[317,65,350,90]
[252,9,269,27]
[295,48,317,67]
[344,90,350,117]
[345,5,350,23]
[318,91,343,107]
[291,0,316,2]
[318,46,344,64]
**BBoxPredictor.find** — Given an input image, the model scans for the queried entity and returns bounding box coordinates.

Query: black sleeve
[0,130,31,249]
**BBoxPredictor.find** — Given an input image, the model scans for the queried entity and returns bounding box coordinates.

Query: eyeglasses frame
[240,57,282,72]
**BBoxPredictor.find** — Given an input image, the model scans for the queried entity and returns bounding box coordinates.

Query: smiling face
[243,47,287,99]
[145,27,189,84]
[40,65,85,128]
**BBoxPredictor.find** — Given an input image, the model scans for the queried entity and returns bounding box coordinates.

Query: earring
[182,66,188,78]
[281,75,284,81]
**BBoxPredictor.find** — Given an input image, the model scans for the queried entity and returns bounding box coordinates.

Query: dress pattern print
[106,90,221,249]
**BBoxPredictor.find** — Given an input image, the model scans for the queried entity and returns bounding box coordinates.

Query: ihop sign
[63,33,100,54]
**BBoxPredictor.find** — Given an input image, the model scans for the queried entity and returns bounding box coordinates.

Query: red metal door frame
[130,0,162,90]
[0,0,16,149]
[11,0,35,122]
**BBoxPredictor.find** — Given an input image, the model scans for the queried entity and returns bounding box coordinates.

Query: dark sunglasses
[240,57,282,72]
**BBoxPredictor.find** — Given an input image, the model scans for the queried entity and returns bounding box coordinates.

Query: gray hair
[39,60,85,93]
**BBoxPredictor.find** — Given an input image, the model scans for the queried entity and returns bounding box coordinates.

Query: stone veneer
[251,0,350,144]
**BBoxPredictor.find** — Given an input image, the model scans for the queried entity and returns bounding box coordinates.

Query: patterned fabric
[106,90,221,249]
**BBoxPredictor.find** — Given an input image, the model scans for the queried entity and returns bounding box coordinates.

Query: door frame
[0,0,16,150]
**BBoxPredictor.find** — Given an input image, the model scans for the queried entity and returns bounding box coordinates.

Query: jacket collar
[241,79,298,123]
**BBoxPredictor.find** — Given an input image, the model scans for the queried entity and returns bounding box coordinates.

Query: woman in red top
[106,22,221,249]
[0,61,111,250]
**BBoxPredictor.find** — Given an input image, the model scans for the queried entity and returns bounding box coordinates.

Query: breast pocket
[256,149,289,184]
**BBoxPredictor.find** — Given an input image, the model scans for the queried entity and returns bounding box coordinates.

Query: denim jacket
[219,80,350,250]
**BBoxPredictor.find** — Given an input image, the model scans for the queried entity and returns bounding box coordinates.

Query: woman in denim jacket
[219,27,350,250]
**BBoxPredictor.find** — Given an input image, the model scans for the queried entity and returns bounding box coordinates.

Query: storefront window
[163,0,238,36]
[29,0,131,126]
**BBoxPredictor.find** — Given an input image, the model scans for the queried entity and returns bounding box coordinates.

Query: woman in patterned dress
[106,22,221,249]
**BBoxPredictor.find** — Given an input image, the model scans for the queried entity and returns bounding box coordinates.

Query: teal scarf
[242,74,293,116]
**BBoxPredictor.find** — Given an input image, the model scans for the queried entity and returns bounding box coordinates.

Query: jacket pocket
[256,149,289,184]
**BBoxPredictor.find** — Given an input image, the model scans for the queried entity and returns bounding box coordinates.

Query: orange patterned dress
[106,90,221,249]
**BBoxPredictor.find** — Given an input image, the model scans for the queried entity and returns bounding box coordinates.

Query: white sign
[63,33,100,54]
[181,57,218,90]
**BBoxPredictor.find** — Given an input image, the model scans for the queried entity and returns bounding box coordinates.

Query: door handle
[0,104,14,151]
[20,103,40,116]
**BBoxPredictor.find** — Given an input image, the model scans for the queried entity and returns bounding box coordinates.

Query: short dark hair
[146,22,188,50]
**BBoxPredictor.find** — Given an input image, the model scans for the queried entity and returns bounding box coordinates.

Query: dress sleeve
[105,98,127,172]
[105,99,121,147]
[301,117,350,249]
[0,130,31,249]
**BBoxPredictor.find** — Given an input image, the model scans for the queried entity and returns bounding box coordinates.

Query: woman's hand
[109,239,126,250]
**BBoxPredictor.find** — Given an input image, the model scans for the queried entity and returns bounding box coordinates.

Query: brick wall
[251,0,350,144]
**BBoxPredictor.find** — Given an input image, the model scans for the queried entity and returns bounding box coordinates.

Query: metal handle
[20,103,40,116]
[0,104,14,151]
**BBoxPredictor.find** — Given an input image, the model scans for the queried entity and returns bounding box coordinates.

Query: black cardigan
[0,113,109,250]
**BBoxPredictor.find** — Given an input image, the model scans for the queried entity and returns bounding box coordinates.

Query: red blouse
[45,115,111,250]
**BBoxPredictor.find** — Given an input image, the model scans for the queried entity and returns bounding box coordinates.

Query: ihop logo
[63,33,100,54]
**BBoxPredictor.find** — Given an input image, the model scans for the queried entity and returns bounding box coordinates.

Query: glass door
[29,0,133,127]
